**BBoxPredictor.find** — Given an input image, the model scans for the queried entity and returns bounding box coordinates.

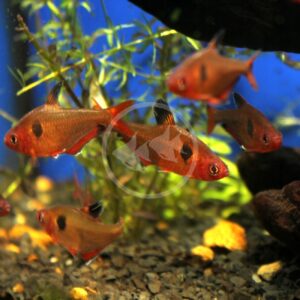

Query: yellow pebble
[70,287,88,300]
[4,243,20,254]
[12,283,24,294]
[203,220,247,251]
[191,245,215,261]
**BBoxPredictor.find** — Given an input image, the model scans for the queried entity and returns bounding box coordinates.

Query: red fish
[0,197,10,217]
[207,93,282,153]
[116,99,229,181]
[167,32,259,104]
[37,206,123,261]
[4,82,133,157]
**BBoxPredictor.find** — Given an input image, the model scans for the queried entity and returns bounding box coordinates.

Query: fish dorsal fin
[153,99,175,125]
[208,29,225,50]
[233,93,248,108]
[46,82,63,106]
[92,98,103,111]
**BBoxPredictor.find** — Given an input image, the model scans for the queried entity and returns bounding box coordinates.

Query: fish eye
[180,143,193,161]
[10,134,18,145]
[177,77,186,91]
[262,134,269,145]
[209,163,219,177]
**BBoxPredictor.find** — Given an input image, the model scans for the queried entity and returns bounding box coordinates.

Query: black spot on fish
[32,120,43,138]
[88,201,103,218]
[56,215,66,231]
[200,64,207,82]
[180,143,193,161]
[247,119,254,137]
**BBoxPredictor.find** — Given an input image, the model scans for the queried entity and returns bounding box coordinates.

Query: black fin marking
[180,143,193,161]
[56,215,66,231]
[233,93,247,108]
[200,64,207,82]
[32,120,43,138]
[46,82,63,105]
[88,201,103,218]
[153,99,175,125]
[247,119,254,138]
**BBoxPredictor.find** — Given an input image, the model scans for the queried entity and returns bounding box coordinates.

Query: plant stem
[16,14,83,108]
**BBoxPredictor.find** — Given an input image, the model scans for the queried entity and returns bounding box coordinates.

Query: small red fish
[37,206,123,261]
[117,99,229,181]
[167,32,259,104]
[0,197,10,217]
[207,93,282,153]
[4,82,133,157]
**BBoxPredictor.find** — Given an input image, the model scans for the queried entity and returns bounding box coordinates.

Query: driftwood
[129,0,300,53]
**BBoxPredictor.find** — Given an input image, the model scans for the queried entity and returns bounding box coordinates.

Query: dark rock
[252,181,300,249]
[237,147,300,195]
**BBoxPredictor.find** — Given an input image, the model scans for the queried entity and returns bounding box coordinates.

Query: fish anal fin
[207,105,216,134]
[217,85,233,103]
[153,99,176,125]
[46,82,63,106]
[233,93,247,108]
[66,246,78,257]
[108,100,135,138]
[81,248,102,261]
[139,157,152,166]
[66,127,100,155]
[108,100,134,118]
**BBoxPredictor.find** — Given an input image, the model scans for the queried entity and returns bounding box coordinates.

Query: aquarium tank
[0,0,300,299]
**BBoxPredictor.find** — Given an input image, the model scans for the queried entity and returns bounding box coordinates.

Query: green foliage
[7,0,252,229]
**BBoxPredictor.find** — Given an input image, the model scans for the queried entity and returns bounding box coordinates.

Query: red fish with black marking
[0,196,10,217]
[167,31,259,104]
[207,93,282,153]
[116,99,229,181]
[37,206,123,261]
[4,82,133,157]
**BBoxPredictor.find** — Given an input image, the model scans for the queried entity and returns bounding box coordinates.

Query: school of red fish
[1,32,283,261]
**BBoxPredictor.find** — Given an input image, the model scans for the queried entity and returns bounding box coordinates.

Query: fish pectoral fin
[66,128,100,155]
[139,157,152,167]
[153,99,176,125]
[80,248,102,261]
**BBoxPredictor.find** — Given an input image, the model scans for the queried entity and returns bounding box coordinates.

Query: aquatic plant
[2,0,252,230]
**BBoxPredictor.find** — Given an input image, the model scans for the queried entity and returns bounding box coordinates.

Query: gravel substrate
[1,204,300,300]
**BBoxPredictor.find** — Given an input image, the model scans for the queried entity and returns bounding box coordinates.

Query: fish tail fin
[246,51,260,90]
[107,100,134,137]
[206,105,216,134]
